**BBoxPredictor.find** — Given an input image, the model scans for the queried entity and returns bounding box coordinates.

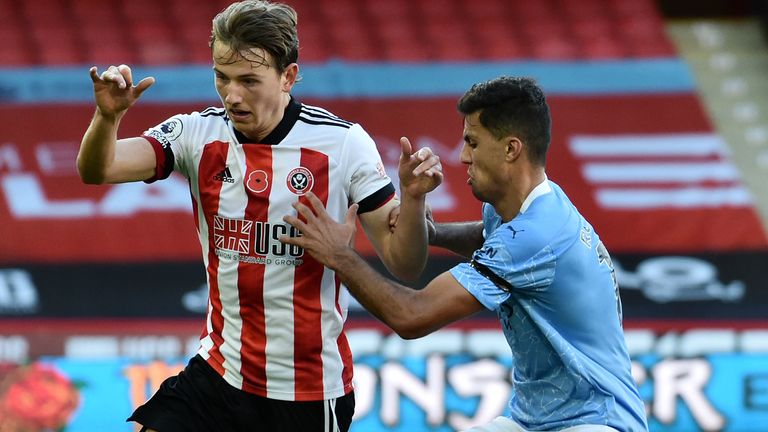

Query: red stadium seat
[297,21,331,64]
[71,0,123,23]
[0,0,679,66]
[417,0,461,21]
[581,37,629,60]
[0,44,35,67]
[362,0,412,21]
[86,43,138,67]
[461,0,508,21]
[474,21,529,60]
[530,35,580,60]
[18,0,69,25]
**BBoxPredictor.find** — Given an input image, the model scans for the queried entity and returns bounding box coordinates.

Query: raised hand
[397,137,443,199]
[89,64,155,118]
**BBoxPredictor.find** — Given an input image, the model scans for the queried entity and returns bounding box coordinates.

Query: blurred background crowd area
[0,0,762,65]
[0,0,767,223]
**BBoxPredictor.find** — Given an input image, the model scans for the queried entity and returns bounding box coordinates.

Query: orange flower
[0,363,80,431]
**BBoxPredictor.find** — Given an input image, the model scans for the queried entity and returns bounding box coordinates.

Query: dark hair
[210,0,299,71]
[457,76,551,166]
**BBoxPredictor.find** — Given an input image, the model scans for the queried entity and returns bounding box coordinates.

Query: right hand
[89,64,155,118]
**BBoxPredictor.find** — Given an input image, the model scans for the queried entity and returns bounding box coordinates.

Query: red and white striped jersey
[142,98,395,401]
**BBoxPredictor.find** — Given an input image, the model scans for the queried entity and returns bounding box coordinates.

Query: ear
[505,137,524,162]
[282,63,299,92]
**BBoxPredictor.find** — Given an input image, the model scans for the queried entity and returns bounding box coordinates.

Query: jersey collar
[519,175,551,214]
[232,96,302,145]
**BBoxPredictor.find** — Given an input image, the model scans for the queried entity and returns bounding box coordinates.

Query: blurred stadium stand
[0,0,678,66]
[5,0,766,225]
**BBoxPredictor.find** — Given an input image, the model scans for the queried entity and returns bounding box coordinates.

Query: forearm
[77,109,122,184]
[431,221,485,258]
[331,247,424,338]
[382,194,429,281]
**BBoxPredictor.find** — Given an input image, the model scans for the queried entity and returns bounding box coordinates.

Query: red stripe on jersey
[238,145,272,395]
[335,274,354,391]
[293,148,330,398]
[198,141,229,375]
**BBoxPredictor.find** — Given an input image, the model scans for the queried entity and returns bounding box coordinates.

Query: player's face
[212,41,297,141]
[460,112,508,203]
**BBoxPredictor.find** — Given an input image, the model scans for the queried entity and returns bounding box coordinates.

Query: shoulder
[297,103,354,130]
[157,107,227,129]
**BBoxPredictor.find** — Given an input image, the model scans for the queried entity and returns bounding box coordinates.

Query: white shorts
[462,416,620,432]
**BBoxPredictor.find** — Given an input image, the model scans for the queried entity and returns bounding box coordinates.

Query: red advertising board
[1,94,766,264]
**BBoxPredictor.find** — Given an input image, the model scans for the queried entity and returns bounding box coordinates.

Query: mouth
[228,108,251,121]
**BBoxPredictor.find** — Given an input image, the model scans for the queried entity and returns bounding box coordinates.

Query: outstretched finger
[282,214,308,233]
[303,192,330,220]
[400,137,413,162]
[89,66,100,83]
[134,76,156,97]
[292,200,318,223]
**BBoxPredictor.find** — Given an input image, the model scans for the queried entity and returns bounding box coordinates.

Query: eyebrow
[212,67,262,79]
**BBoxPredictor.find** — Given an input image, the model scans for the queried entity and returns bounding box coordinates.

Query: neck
[496,167,546,222]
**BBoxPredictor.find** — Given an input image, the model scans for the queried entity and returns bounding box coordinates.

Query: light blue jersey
[450,180,648,432]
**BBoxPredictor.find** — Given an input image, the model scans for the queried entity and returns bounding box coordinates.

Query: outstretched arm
[388,205,485,259]
[359,137,443,282]
[77,64,157,184]
[430,220,485,259]
[282,193,484,338]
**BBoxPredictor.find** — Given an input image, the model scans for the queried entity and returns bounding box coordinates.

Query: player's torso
[184,110,357,400]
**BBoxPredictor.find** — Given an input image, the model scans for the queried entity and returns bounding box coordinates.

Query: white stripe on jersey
[216,147,249,389]
[263,148,300,398]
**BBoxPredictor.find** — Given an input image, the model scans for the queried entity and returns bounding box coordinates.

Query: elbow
[387,260,427,284]
[391,270,420,284]
[394,325,429,340]
[387,307,432,340]
[79,171,106,185]
[76,159,106,184]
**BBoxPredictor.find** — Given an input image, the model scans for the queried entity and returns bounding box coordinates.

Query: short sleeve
[449,221,557,311]
[343,124,394,211]
[142,114,189,182]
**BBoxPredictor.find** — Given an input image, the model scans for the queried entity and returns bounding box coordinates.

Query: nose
[224,84,243,105]
[459,142,471,164]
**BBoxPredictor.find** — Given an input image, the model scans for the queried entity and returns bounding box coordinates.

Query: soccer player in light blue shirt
[450,179,647,431]
[281,76,648,431]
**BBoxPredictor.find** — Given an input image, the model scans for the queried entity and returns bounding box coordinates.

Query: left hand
[398,137,443,199]
[280,192,359,268]
[388,203,435,241]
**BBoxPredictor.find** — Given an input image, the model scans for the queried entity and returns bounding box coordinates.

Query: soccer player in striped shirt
[282,77,649,432]
[77,1,441,431]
